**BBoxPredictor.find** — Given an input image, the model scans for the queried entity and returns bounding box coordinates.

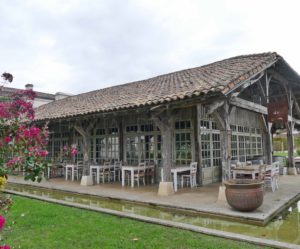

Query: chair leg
[271,179,275,192]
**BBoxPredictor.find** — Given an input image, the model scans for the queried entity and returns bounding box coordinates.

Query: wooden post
[212,101,232,182]
[287,88,297,175]
[265,73,273,165]
[210,100,232,201]
[118,119,124,162]
[151,108,174,195]
[73,119,96,185]
[196,104,203,186]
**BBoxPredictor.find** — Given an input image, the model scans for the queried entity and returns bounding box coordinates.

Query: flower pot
[224,179,264,212]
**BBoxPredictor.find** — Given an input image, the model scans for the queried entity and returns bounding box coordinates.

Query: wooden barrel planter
[224,179,264,212]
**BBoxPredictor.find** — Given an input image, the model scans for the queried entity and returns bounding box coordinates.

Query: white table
[171,166,191,192]
[65,164,76,181]
[90,164,115,184]
[47,163,64,178]
[232,164,272,179]
[122,165,154,187]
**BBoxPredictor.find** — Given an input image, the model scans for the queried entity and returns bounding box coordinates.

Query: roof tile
[35,52,279,120]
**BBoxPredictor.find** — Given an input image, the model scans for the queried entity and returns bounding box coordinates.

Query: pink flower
[0,215,6,230]
[71,148,78,156]
[0,244,10,249]
[4,137,11,143]
[39,150,48,157]
[63,145,67,151]
[6,157,21,168]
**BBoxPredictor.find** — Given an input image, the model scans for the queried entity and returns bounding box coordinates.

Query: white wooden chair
[145,161,156,184]
[181,162,197,188]
[133,162,146,187]
[74,161,83,180]
[264,162,279,192]
[99,161,113,183]
[112,161,122,182]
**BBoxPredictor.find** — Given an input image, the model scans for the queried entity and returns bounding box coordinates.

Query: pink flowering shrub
[62,144,78,163]
[0,72,49,182]
[0,214,10,249]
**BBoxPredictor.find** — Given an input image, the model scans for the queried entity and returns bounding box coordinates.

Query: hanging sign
[267,99,288,123]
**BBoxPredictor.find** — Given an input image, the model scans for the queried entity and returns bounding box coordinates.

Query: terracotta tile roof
[35,52,280,121]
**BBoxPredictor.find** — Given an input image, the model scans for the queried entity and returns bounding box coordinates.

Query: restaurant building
[35,52,300,193]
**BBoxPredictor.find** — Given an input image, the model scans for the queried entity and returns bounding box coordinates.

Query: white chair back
[190,162,197,174]
[137,162,145,173]
[114,161,122,170]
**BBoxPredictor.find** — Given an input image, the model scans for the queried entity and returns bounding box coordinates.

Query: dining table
[65,164,79,181]
[231,164,272,179]
[170,166,191,192]
[121,164,155,187]
[90,164,115,184]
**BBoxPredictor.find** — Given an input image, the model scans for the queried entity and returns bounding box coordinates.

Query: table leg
[122,169,125,187]
[65,168,68,180]
[131,169,134,188]
[48,167,51,178]
[72,168,74,181]
[97,168,100,184]
[174,172,178,192]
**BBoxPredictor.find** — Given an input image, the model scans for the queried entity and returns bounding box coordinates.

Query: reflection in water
[5,183,300,245]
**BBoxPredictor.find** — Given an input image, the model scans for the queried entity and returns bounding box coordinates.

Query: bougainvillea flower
[4,137,11,143]
[0,245,11,249]
[0,215,6,230]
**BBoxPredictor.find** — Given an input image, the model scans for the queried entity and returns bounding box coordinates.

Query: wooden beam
[269,69,300,117]
[229,97,267,114]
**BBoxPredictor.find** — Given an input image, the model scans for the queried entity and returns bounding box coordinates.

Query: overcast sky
[1,0,300,94]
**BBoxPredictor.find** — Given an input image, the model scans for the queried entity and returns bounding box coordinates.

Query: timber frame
[37,52,300,191]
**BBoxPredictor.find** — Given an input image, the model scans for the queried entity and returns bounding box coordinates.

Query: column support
[151,108,175,195]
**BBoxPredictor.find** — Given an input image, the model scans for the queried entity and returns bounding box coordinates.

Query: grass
[273,151,288,157]
[1,195,269,249]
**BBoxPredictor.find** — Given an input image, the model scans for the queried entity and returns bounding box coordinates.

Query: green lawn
[2,195,268,249]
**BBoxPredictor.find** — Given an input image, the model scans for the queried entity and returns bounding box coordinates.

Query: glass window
[200,120,210,129]
[238,126,244,133]
[251,136,257,155]
[238,136,246,162]
[107,136,119,161]
[212,133,221,166]
[175,120,191,130]
[257,137,262,155]
[108,127,118,135]
[96,128,106,136]
[231,135,238,160]
[245,136,251,159]
[126,136,139,165]
[141,124,154,132]
[140,135,155,163]
[126,125,138,133]
[95,137,106,162]
[175,132,192,166]
[201,132,211,168]
[230,125,237,131]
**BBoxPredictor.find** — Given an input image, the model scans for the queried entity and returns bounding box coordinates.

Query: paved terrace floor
[7,174,300,225]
